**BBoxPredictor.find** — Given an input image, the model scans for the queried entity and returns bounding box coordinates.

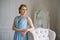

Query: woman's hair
[19,4,27,13]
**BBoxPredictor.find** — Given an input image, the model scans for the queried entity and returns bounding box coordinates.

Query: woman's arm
[12,18,22,32]
[21,17,34,37]
[27,17,34,31]
[12,24,22,32]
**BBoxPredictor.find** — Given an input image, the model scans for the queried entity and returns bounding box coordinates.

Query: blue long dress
[13,16,28,40]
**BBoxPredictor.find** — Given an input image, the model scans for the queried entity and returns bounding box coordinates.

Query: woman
[12,4,34,40]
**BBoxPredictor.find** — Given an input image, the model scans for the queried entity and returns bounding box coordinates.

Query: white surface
[30,28,56,40]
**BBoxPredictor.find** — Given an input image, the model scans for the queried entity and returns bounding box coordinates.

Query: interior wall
[0,0,34,29]
[0,0,56,30]
[56,0,60,40]
[32,0,57,29]
[31,0,57,29]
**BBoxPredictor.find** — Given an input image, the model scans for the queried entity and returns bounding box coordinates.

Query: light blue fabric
[14,16,28,40]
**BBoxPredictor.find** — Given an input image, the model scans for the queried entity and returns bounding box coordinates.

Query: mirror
[34,9,49,28]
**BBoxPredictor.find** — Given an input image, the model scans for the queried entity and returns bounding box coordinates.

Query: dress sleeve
[13,16,18,25]
[13,17,16,26]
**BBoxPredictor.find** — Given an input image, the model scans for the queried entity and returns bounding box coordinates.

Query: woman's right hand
[21,29,28,37]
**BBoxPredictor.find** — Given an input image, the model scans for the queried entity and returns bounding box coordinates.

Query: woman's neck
[20,14,25,18]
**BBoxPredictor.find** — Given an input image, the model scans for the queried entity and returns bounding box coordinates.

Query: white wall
[0,0,34,29]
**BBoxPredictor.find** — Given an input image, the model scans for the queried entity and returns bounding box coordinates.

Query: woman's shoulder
[26,16,32,20]
[14,16,19,19]
[26,16,30,19]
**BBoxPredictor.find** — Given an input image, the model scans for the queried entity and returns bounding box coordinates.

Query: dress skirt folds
[13,16,28,40]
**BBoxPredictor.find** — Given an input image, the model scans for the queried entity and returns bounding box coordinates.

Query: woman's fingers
[21,31,26,37]
[21,29,28,37]
[21,32,24,37]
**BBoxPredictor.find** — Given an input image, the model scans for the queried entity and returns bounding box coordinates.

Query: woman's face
[20,6,27,15]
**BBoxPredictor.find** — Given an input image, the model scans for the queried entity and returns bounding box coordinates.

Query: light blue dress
[13,16,28,40]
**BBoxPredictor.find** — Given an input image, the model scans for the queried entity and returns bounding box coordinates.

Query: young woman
[12,4,34,40]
